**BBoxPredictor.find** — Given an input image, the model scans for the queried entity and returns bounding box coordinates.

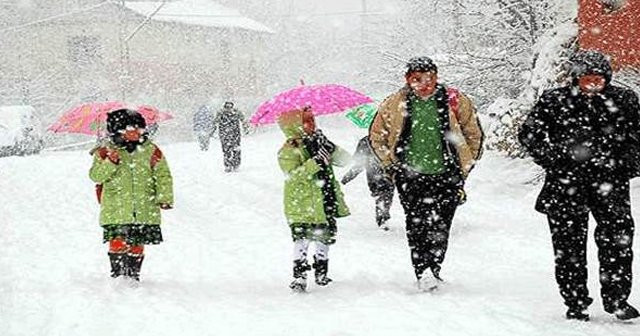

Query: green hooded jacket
[277,111,351,225]
[89,141,174,226]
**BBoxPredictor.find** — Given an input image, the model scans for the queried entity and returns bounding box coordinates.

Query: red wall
[579,0,640,70]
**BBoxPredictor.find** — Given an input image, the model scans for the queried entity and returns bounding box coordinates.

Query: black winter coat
[212,108,246,145]
[518,84,640,214]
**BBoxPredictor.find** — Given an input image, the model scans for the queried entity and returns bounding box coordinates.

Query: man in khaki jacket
[369,57,483,291]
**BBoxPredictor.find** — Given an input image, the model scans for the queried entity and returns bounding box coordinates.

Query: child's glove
[106,150,120,164]
[159,203,173,210]
[98,147,120,164]
[313,147,332,166]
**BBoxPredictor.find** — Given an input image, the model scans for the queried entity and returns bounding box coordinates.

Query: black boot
[108,252,126,278]
[313,257,333,286]
[125,254,144,281]
[376,217,390,231]
[566,307,590,321]
[605,301,640,321]
[566,297,593,321]
[289,260,310,292]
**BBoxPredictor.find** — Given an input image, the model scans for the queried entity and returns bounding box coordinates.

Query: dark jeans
[547,180,634,310]
[374,188,394,226]
[221,138,241,170]
[395,169,459,279]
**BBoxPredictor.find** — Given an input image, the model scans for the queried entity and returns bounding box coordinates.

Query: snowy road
[1,122,639,336]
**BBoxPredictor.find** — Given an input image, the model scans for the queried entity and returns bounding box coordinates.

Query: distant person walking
[212,101,249,172]
[193,105,215,151]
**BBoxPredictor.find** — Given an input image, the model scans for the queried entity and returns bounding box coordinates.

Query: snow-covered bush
[486,20,578,157]
[0,105,45,157]
[615,69,640,95]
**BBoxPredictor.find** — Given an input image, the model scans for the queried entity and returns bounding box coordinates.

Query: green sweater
[406,96,446,175]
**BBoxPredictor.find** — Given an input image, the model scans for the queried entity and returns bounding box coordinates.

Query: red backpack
[94,145,164,203]
[447,87,461,121]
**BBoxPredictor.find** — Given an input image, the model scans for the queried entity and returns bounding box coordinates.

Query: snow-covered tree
[488,20,578,157]
[388,0,568,102]
[383,0,578,157]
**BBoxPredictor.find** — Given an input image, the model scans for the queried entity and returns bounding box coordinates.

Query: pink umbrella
[250,84,374,125]
[137,105,174,125]
[48,101,173,136]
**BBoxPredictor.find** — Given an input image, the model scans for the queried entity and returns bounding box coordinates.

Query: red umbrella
[48,101,173,135]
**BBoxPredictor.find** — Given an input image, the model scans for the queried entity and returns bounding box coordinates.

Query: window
[600,0,627,13]
[67,35,102,65]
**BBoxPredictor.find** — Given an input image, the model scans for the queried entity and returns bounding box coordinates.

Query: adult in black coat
[518,50,640,321]
[341,136,395,229]
[212,101,249,172]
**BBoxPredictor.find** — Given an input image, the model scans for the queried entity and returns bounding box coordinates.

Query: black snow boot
[108,252,126,278]
[565,297,592,321]
[313,257,333,286]
[376,217,390,231]
[289,260,310,293]
[566,307,590,321]
[605,302,640,321]
[125,254,145,281]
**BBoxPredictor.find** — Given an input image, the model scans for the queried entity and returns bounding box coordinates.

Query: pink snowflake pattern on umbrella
[250,84,374,125]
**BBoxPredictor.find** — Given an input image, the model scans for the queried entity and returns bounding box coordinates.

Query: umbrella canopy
[250,84,373,125]
[137,105,174,125]
[48,102,173,136]
[345,104,378,129]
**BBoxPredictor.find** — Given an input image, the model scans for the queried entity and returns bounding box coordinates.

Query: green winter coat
[277,110,351,225]
[89,141,174,226]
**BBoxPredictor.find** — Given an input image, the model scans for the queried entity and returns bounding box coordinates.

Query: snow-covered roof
[124,0,273,33]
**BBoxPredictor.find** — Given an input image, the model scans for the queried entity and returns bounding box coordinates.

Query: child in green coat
[90,109,174,282]
[277,108,351,292]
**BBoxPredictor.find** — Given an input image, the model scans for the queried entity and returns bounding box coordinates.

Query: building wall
[0,2,269,143]
[578,0,640,69]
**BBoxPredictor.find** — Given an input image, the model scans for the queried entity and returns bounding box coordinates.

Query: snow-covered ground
[1,120,639,336]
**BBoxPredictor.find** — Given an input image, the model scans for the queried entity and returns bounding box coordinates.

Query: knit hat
[406,57,438,75]
[568,50,613,84]
[106,109,146,135]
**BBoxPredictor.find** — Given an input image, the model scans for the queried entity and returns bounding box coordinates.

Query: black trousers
[547,181,634,310]
[395,169,459,279]
[374,187,394,225]
[221,138,241,170]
